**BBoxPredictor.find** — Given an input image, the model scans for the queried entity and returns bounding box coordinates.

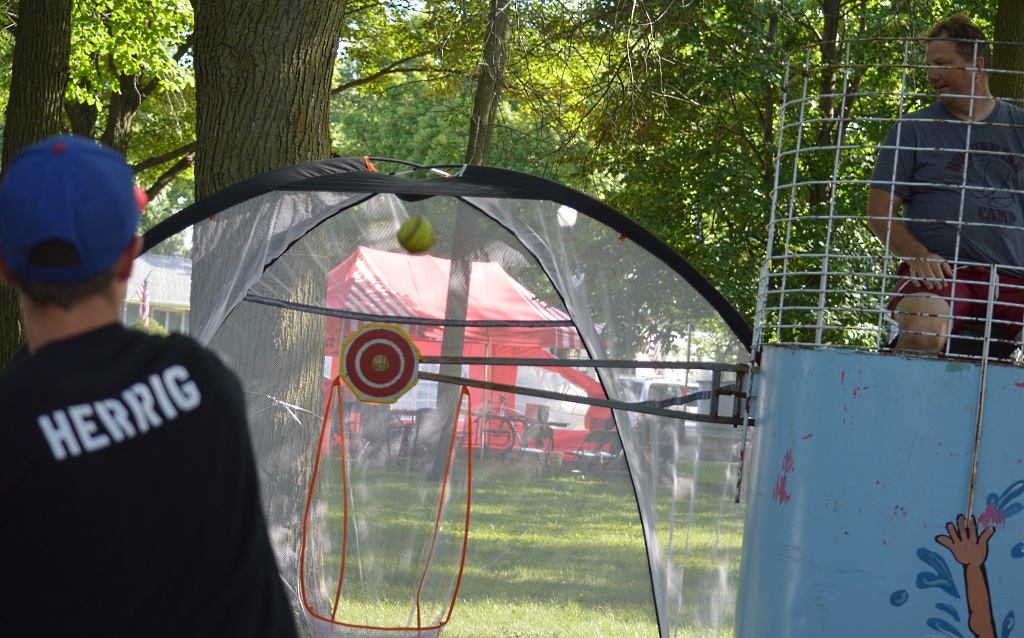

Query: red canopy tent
[323,247,609,448]
[324,246,584,349]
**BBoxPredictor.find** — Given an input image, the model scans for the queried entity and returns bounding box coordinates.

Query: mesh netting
[151,162,751,637]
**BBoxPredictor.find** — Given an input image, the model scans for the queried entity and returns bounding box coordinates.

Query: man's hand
[866,189,950,287]
[903,252,954,290]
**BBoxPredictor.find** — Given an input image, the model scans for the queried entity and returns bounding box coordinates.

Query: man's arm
[867,187,953,290]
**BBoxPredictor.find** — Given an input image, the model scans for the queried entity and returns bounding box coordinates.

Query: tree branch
[331,52,431,95]
[143,152,196,200]
[131,141,197,173]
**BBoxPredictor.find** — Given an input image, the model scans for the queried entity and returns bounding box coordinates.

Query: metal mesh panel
[757,38,1024,359]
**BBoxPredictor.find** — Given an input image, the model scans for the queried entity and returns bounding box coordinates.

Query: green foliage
[326,0,1004,347]
[0,0,1012,342]
[141,177,194,257]
[332,79,471,165]
[68,0,193,107]
[62,1,196,248]
[129,317,169,336]
[331,76,590,178]
[127,82,196,179]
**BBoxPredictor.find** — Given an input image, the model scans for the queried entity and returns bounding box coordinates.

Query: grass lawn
[303,451,744,637]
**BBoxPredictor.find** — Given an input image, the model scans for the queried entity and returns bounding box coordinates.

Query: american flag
[136,276,150,328]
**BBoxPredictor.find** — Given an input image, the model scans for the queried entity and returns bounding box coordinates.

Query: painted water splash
[926,617,965,638]
[935,602,961,623]
[891,548,966,636]
[891,479,1024,637]
[979,480,1024,530]
[916,548,960,599]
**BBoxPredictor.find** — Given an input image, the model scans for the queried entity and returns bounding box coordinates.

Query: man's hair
[13,241,119,309]
[927,13,991,70]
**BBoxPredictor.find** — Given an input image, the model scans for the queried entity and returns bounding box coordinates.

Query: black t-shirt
[0,324,298,638]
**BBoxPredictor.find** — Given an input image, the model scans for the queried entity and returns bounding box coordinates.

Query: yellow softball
[397,216,435,253]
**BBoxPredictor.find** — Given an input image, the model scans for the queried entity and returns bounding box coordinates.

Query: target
[341,324,420,403]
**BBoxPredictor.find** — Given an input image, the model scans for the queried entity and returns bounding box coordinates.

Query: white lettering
[164,365,201,411]
[148,373,178,421]
[123,383,163,432]
[37,412,82,461]
[68,404,111,453]
[93,399,136,442]
[120,387,150,433]
[37,365,204,462]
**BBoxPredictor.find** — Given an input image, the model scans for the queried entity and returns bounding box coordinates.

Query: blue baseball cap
[0,135,141,284]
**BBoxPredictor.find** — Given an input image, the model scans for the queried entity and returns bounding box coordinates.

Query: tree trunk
[191,0,343,197]
[66,100,99,139]
[991,0,1024,101]
[189,0,345,602]
[100,75,147,154]
[464,0,512,166]
[0,0,73,366]
[428,0,513,477]
[1,0,72,169]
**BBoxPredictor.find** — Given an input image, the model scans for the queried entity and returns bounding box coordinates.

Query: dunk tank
[736,37,1024,637]
[145,159,752,637]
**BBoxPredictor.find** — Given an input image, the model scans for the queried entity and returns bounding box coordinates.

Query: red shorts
[887,264,1024,336]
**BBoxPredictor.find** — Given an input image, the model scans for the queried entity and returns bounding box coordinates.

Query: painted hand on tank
[935,514,996,638]
[936,514,994,567]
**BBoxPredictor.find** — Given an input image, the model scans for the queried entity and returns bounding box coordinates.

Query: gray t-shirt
[871,100,1024,270]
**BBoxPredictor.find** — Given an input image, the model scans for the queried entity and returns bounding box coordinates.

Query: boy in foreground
[0,136,298,637]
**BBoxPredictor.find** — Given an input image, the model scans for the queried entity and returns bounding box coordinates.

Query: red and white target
[341,324,420,403]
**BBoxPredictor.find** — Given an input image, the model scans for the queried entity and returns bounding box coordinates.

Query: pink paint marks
[978,501,1008,530]
[772,473,790,505]
[1015,382,1024,389]
[772,449,794,505]
[802,433,813,440]
[781,449,794,472]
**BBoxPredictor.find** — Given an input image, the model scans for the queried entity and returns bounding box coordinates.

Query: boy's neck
[20,292,122,354]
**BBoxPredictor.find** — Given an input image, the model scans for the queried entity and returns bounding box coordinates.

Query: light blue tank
[737,346,1024,637]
